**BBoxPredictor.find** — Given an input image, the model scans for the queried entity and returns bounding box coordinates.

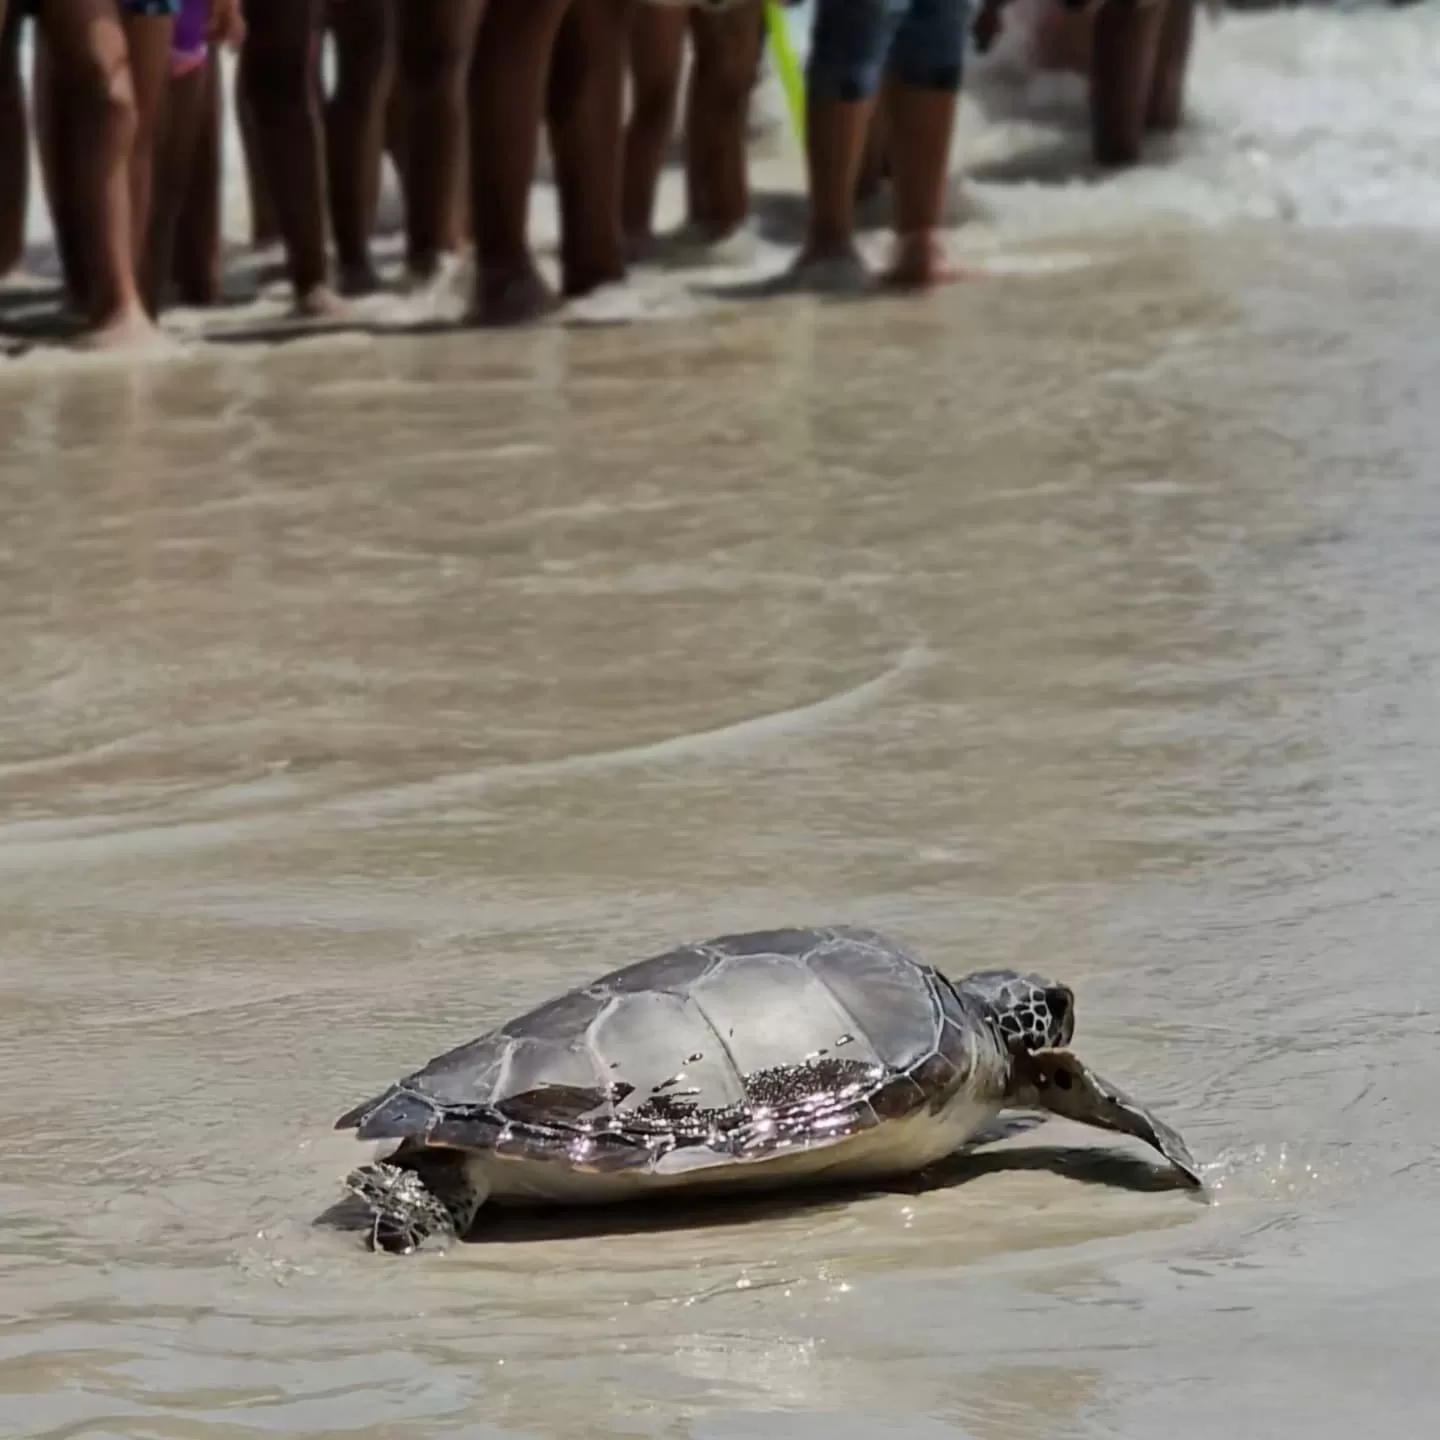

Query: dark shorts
[808,0,971,102]
[22,0,181,14]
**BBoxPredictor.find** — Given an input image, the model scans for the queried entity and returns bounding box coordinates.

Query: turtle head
[954,969,1076,1054]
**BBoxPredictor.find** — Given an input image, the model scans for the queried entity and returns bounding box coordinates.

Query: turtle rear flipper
[1014,1048,1205,1190]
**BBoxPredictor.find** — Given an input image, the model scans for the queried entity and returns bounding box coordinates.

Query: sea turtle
[335,926,1202,1253]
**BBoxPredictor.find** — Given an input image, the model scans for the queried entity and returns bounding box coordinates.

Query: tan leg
[469,0,566,324]
[326,0,393,293]
[236,67,278,247]
[1090,0,1167,168]
[240,0,341,313]
[37,0,159,347]
[120,9,173,285]
[171,48,223,306]
[146,50,206,310]
[621,3,686,254]
[396,0,483,278]
[546,0,634,299]
[686,0,762,238]
[1146,0,1194,133]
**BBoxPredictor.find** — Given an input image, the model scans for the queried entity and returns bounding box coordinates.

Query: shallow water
[5,11,1440,1440]
[5,219,1439,1438]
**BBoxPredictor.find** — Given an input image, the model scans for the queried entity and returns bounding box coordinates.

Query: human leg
[621,3,685,254]
[325,0,392,293]
[546,0,633,298]
[239,0,339,312]
[395,0,481,279]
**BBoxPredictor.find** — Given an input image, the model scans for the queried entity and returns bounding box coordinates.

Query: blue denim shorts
[808,0,972,102]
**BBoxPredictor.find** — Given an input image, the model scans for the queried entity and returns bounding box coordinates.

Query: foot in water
[646,221,760,271]
[77,302,173,352]
[563,277,701,326]
[879,232,980,290]
[336,263,385,299]
[470,261,561,327]
[705,243,875,302]
[293,285,352,320]
[775,244,875,296]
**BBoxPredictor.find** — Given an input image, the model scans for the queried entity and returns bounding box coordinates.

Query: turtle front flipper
[1012,1048,1205,1190]
[344,1150,486,1254]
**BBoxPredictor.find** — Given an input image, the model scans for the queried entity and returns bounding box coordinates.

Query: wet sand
[5,10,1440,1440]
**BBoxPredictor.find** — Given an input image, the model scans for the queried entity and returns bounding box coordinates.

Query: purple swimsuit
[171,0,209,75]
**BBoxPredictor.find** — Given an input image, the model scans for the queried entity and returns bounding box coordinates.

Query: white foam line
[0,641,932,875]
[320,638,934,819]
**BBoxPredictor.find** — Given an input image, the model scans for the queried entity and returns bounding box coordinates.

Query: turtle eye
[1043,986,1074,1042]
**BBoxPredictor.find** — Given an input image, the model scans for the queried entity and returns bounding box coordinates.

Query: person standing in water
[392,0,483,285]
[622,0,765,262]
[28,0,188,346]
[315,0,485,296]
[146,0,241,312]
[1089,0,1195,163]
[249,1,480,297]
[791,0,973,291]
[468,0,635,324]
[238,0,344,316]
[978,0,1196,168]
[323,0,392,296]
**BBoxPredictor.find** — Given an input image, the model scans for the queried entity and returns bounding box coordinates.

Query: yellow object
[763,3,806,146]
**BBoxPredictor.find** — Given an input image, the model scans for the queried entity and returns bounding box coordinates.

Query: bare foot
[337,263,384,298]
[561,261,627,302]
[713,244,874,302]
[293,285,351,320]
[469,262,559,327]
[76,302,172,352]
[879,232,979,291]
[564,278,699,327]
[648,222,759,271]
[401,250,465,295]
[777,244,874,295]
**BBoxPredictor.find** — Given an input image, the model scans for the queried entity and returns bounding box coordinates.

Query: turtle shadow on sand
[314,1115,1198,1250]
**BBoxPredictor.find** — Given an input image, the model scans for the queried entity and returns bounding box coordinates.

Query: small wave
[0,643,932,873]
[321,640,933,819]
